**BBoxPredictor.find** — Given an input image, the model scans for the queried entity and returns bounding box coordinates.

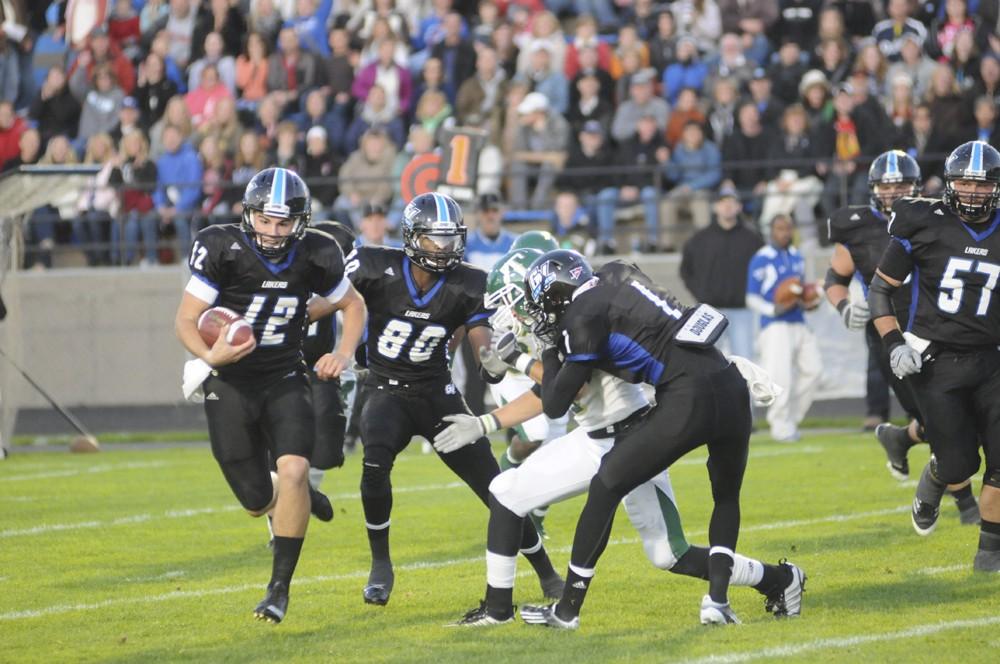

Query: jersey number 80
[377,319,448,363]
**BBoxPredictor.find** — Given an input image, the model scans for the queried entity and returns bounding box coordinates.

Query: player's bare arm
[433,389,544,454]
[310,283,367,380]
[175,292,256,367]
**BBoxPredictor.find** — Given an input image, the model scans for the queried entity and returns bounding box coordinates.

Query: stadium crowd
[2,0,999,265]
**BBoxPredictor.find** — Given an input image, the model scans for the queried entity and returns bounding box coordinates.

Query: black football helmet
[241,167,312,258]
[944,141,1000,222]
[868,149,921,214]
[313,219,357,257]
[523,249,594,344]
[401,192,467,272]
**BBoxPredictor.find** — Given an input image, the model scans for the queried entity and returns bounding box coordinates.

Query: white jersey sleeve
[572,371,649,433]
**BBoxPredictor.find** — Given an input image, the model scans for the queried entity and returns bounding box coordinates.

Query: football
[773,276,804,309]
[802,282,823,310]
[197,307,254,347]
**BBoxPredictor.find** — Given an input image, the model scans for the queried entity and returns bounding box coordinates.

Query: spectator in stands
[76,133,120,266]
[197,134,234,227]
[143,0,208,70]
[566,71,615,138]
[611,67,669,144]
[769,39,811,104]
[0,34,19,105]
[661,120,722,250]
[147,29,188,94]
[114,131,159,267]
[665,87,707,147]
[799,68,833,132]
[571,44,615,107]
[814,37,852,89]
[722,101,775,217]
[969,51,1000,107]
[624,0,661,39]
[885,73,917,146]
[772,0,822,52]
[150,95,193,159]
[337,126,397,223]
[292,89,346,155]
[29,66,81,144]
[205,0,247,57]
[950,29,981,91]
[886,32,935,100]
[358,17,410,69]
[909,102,949,188]
[2,127,39,172]
[925,62,974,147]
[464,192,518,270]
[815,83,875,219]
[188,32,237,95]
[564,16,613,81]
[672,0,723,54]
[302,125,341,212]
[431,12,477,105]
[550,191,592,245]
[76,65,126,144]
[472,0,500,44]
[509,91,569,210]
[248,0,283,47]
[927,0,991,61]
[268,120,304,171]
[706,76,739,146]
[184,63,233,130]
[109,0,144,62]
[516,40,569,115]
[357,201,400,247]
[746,212,822,442]
[663,36,707,105]
[969,94,1000,144]
[747,67,786,130]
[814,4,848,47]
[760,103,823,235]
[140,0,170,35]
[872,0,927,63]
[69,25,136,98]
[134,52,178,129]
[412,0,453,56]
[153,124,203,259]
[346,85,406,153]
[26,136,78,270]
[288,0,334,56]
[413,89,454,143]
[229,131,266,216]
[557,120,618,249]
[267,27,322,113]
[347,0,411,45]
[195,95,242,156]
[610,113,668,254]
[252,93,282,152]
[456,46,508,141]
[352,34,413,117]
[609,24,650,80]
[705,33,756,93]
[717,0,778,65]
[853,39,891,99]
[681,183,762,360]
[322,28,355,108]
[389,125,435,219]
[235,32,270,103]
[110,96,144,145]
[649,7,679,75]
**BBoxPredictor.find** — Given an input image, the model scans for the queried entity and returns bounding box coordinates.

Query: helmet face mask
[402,193,467,273]
[241,167,311,258]
[485,248,543,330]
[868,150,921,215]
[943,141,1000,222]
[523,250,593,344]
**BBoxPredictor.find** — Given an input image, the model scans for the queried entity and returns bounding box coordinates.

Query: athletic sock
[979,520,1000,552]
[366,526,391,563]
[916,462,947,507]
[270,536,304,587]
[557,566,593,620]
[751,561,786,595]
[950,484,976,510]
[484,584,514,619]
[708,548,735,604]
[729,554,765,588]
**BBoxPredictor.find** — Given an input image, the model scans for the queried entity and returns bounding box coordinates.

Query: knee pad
[642,539,680,571]
[361,461,392,497]
[930,454,979,486]
[985,468,1000,490]
[488,471,525,517]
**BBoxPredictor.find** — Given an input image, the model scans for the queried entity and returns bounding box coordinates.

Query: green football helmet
[485,248,544,330]
[511,230,559,253]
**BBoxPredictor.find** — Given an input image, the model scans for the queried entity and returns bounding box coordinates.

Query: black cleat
[448,600,515,627]
[539,573,565,599]
[911,497,940,536]
[253,581,289,623]
[875,423,910,481]
[363,561,394,606]
[309,486,334,522]
[764,560,806,617]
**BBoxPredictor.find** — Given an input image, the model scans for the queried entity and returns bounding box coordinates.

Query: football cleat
[765,560,806,617]
[875,423,910,481]
[700,595,741,625]
[449,601,515,627]
[539,573,565,600]
[253,581,289,624]
[309,486,334,522]
[363,561,394,606]
[520,602,580,630]
[973,549,1000,572]
[911,497,940,536]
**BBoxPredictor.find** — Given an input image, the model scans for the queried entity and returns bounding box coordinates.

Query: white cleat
[700,595,741,625]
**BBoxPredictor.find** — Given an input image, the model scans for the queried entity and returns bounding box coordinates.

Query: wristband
[882,329,905,350]
[836,299,849,314]
[478,413,501,435]
[513,354,534,374]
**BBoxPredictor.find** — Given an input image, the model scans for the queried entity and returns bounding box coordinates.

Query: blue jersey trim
[466,311,491,325]
[566,352,600,362]
[402,255,445,307]
[906,265,920,332]
[897,238,913,253]
[961,211,1000,243]
[243,232,299,274]
[607,333,664,385]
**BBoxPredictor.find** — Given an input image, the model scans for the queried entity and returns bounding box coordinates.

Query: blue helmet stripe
[971,142,984,174]
[269,168,287,208]
[433,193,448,222]
[887,151,899,176]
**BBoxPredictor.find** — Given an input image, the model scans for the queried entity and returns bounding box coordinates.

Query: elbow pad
[824,267,852,290]
[867,274,899,321]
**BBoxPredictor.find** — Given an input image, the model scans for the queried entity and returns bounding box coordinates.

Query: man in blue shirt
[464,192,518,270]
[746,214,822,442]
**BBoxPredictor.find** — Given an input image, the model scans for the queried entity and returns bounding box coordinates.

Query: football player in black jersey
[518,250,759,627]
[870,141,1000,570]
[826,150,980,523]
[175,168,367,622]
[344,192,562,606]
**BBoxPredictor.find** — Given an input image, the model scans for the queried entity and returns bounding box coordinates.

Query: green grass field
[1,431,997,663]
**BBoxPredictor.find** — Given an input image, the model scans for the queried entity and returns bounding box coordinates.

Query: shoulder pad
[826,205,872,243]
[888,197,939,239]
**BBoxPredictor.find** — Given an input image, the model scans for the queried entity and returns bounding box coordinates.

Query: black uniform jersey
[302,315,335,368]
[345,246,491,382]
[882,197,1000,347]
[186,224,348,383]
[827,204,912,327]
[559,261,724,386]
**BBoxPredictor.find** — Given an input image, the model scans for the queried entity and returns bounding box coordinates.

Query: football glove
[889,343,922,378]
[478,345,508,380]
[433,413,500,454]
[495,330,521,365]
[838,299,870,330]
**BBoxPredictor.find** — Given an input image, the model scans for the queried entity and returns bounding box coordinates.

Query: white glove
[494,330,521,364]
[839,299,870,330]
[181,359,212,403]
[889,344,923,378]
[478,345,509,378]
[433,413,500,454]
[730,355,783,407]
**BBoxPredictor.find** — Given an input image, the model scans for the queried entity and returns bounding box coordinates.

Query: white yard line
[678,616,1000,664]
[917,564,968,576]
[0,503,908,622]
[0,461,167,482]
